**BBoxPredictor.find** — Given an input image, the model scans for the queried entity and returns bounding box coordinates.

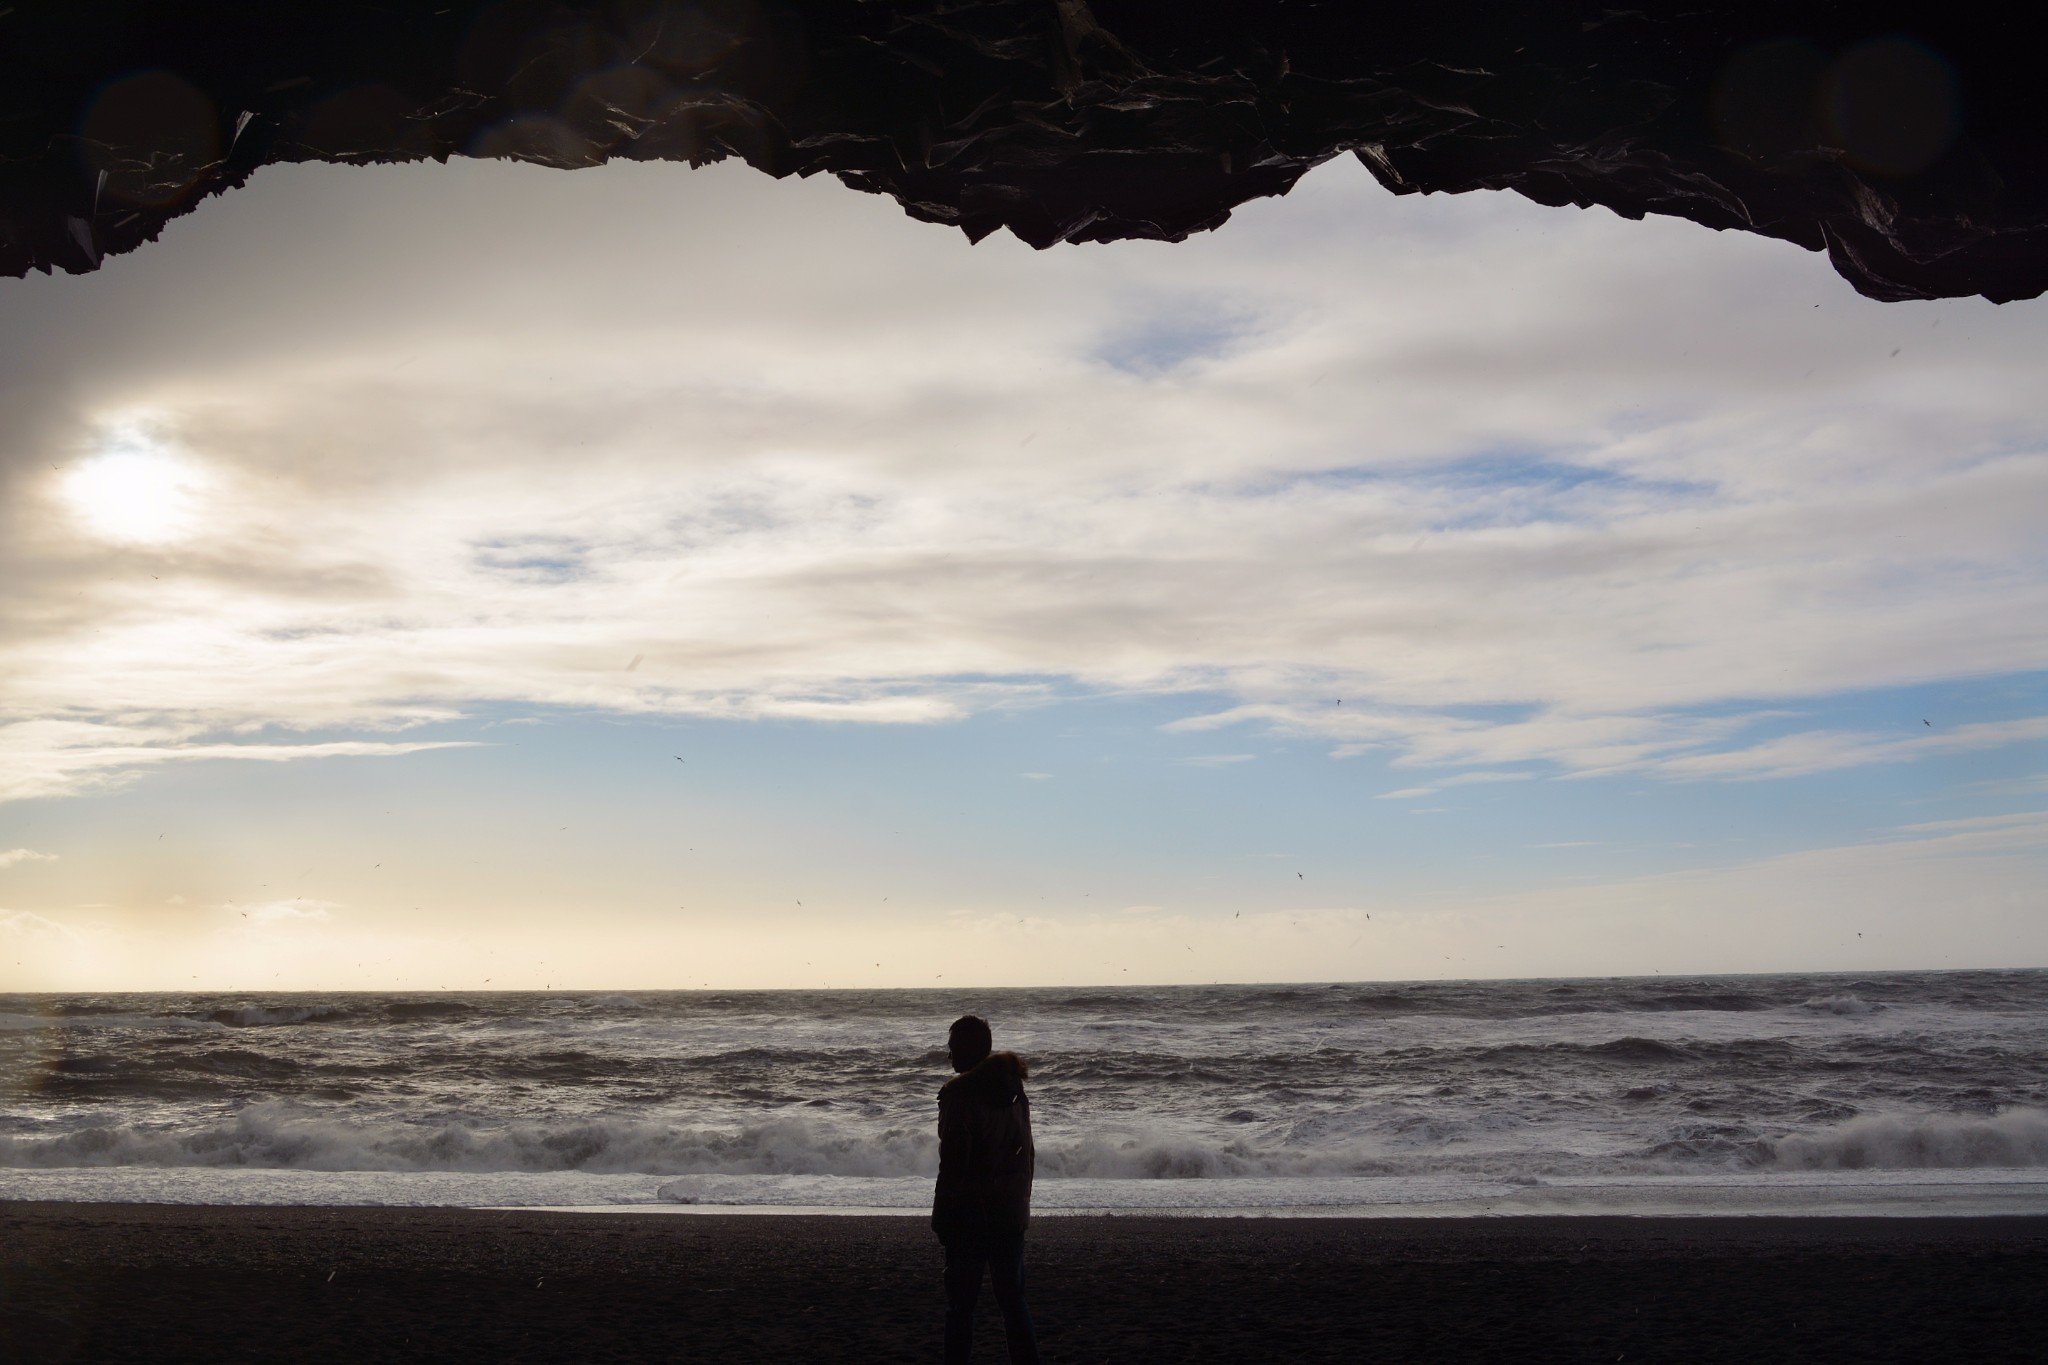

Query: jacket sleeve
[931,1091,972,1239]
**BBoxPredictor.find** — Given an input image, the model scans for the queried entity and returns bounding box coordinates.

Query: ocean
[5,971,2047,1217]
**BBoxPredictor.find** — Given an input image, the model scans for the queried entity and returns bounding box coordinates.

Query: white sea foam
[10,1166,2048,1220]
[1799,993,1884,1016]
[7,1105,2047,1183]
[0,1104,937,1177]
[1768,1109,2048,1170]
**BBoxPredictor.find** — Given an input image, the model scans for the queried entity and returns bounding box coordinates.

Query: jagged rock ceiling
[4,1,2042,301]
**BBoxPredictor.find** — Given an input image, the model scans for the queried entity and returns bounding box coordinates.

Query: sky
[0,154,2044,991]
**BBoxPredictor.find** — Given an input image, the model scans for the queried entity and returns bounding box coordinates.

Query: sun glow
[60,426,210,543]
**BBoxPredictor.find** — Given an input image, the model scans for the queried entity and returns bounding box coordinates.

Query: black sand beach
[3,1204,2045,1363]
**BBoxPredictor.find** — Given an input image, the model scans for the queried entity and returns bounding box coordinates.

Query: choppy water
[4,971,2047,1214]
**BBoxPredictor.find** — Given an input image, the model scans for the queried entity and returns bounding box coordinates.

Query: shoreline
[6,1203,2048,1362]
[8,1164,2048,1221]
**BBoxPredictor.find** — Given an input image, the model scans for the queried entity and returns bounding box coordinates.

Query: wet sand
[3,1203,2045,1363]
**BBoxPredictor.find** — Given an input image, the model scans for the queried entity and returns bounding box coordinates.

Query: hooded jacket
[931,1051,1034,1243]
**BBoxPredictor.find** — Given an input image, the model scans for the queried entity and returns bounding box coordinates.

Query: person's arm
[932,1091,972,1237]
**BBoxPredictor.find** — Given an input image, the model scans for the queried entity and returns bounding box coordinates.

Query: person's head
[947,1014,992,1072]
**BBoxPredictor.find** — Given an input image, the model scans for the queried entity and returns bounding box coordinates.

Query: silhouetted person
[933,1013,1040,1365]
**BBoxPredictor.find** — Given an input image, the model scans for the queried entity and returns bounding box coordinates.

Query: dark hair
[948,1014,992,1065]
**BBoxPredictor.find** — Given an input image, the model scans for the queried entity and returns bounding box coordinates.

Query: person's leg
[942,1240,987,1365]
[985,1234,1041,1365]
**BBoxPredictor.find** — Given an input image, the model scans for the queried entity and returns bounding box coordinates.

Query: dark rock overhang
[5,1,2042,301]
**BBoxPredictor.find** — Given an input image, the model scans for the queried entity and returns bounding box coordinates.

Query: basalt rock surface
[4,2,2043,301]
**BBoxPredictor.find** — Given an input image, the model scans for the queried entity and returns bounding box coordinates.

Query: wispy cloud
[230,899,338,926]
[1438,771,1536,787]
[1181,753,1255,767]
[1889,810,2048,839]
[0,909,85,943]
[0,848,56,870]
[1377,769,1533,798]
[1652,716,2048,782]
[0,722,484,802]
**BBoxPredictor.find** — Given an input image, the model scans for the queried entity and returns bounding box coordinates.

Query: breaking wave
[1767,1110,2048,1171]
[12,1105,2045,1183]
[0,1104,936,1177]
[1799,993,1884,1016]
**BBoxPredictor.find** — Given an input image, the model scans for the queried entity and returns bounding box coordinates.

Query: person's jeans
[943,1233,1040,1364]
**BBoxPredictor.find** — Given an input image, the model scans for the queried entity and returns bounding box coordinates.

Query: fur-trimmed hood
[940,1050,1029,1103]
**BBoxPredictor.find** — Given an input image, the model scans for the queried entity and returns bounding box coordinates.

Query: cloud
[1888,810,2048,841]
[0,722,484,803]
[232,900,338,926]
[0,848,56,870]
[1181,753,1255,767]
[0,909,85,944]
[1376,770,1532,798]
[1651,716,2048,782]
[1,157,2044,801]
